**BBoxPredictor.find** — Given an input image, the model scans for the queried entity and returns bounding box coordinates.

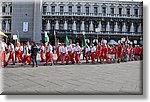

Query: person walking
[31,42,39,67]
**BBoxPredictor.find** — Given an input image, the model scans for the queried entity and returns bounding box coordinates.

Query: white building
[0,0,143,44]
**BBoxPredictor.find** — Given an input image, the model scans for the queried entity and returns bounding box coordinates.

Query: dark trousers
[31,55,38,67]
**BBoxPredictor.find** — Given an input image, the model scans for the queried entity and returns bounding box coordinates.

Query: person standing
[85,45,90,63]
[40,43,45,62]
[117,43,123,63]
[67,43,72,62]
[75,43,81,64]
[0,38,7,67]
[15,42,21,63]
[56,43,62,63]
[90,44,96,64]
[6,42,15,65]
[96,43,102,63]
[61,43,69,65]
[70,44,76,64]
[31,42,39,67]
[45,42,54,66]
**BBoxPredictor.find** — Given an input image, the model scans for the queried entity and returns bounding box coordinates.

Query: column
[64,20,67,30]
[130,22,134,33]
[114,5,118,16]
[106,5,110,16]
[131,6,134,16]
[72,20,76,31]
[106,21,110,32]
[89,21,93,32]
[0,3,2,15]
[138,23,142,33]
[122,22,126,33]
[0,20,2,31]
[46,20,51,30]
[114,22,118,32]
[98,21,102,32]
[81,21,85,31]
[55,20,59,30]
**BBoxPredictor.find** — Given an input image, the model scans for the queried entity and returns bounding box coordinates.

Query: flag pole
[54,30,57,46]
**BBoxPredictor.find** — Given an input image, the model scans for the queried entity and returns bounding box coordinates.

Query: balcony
[0,12,12,17]
[42,12,143,19]
[42,29,142,36]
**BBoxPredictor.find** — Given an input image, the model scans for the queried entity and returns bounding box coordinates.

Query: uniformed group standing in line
[0,37,143,68]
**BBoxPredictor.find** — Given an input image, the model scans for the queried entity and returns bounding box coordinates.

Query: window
[110,23,114,32]
[60,6,64,14]
[134,9,138,17]
[102,22,106,31]
[10,6,12,13]
[59,21,64,30]
[2,6,5,13]
[76,22,80,32]
[68,6,72,14]
[102,7,106,15]
[118,23,122,32]
[94,7,98,15]
[134,23,138,33]
[126,8,130,17]
[86,7,89,15]
[119,8,122,16]
[68,22,72,30]
[110,8,114,15]
[51,6,55,14]
[43,6,47,13]
[126,23,130,32]
[77,6,81,15]
[85,22,89,32]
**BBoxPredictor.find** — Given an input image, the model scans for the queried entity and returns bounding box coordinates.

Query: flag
[65,35,69,45]
[17,31,20,43]
[0,31,8,38]
[44,32,49,42]
[83,36,86,48]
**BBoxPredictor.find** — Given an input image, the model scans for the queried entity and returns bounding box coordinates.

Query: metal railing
[42,12,143,19]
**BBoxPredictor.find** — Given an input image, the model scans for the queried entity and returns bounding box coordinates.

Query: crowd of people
[0,37,143,68]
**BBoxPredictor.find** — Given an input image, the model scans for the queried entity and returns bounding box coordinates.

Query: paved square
[2,57,142,95]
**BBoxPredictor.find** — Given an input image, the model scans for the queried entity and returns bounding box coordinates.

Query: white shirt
[46,45,53,53]
[20,46,23,51]
[23,46,30,55]
[85,46,90,53]
[9,43,15,52]
[15,46,19,51]
[91,46,96,52]
[67,45,72,51]
[75,45,81,54]
[61,46,68,54]
[71,47,75,53]
[59,46,62,53]
[0,42,6,52]
[40,45,45,52]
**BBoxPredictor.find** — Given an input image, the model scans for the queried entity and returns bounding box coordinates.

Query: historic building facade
[0,0,143,44]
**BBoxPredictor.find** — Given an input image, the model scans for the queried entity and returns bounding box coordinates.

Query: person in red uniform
[21,42,31,65]
[0,38,7,67]
[45,42,54,66]
[40,43,45,62]
[112,45,117,62]
[6,42,15,65]
[129,44,134,61]
[61,44,69,65]
[67,43,72,62]
[15,42,21,63]
[75,43,81,64]
[90,44,96,64]
[56,43,62,63]
[107,44,112,63]
[85,45,90,63]
[134,45,141,60]
[96,43,102,63]
[117,43,123,63]
[101,44,108,63]
[20,43,24,62]
[70,44,75,64]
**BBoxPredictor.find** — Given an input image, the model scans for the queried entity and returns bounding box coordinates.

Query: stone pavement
[2,59,142,95]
